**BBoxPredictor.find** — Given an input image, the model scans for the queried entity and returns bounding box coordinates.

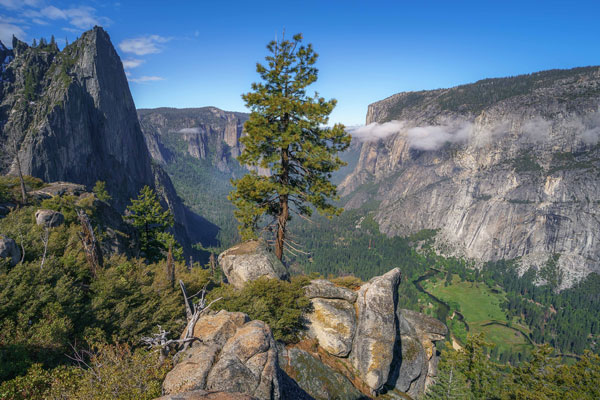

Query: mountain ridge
[341,65,600,289]
[0,27,205,258]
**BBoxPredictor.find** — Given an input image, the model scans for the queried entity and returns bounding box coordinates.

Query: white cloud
[349,119,472,151]
[128,75,165,83]
[348,120,406,141]
[41,5,67,20]
[406,122,472,151]
[0,21,26,45]
[119,35,170,55]
[122,58,144,69]
[65,6,110,29]
[22,5,110,31]
[580,112,600,144]
[178,127,201,134]
[0,0,40,9]
[521,117,552,143]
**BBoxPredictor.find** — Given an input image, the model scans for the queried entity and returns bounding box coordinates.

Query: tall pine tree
[126,185,174,262]
[229,33,350,260]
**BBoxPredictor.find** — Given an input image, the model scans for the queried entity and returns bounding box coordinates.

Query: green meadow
[424,274,533,356]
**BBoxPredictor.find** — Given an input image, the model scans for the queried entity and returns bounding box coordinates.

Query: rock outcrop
[161,264,446,400]
[340,66,600,288]
[35,209,64,227]
[0,235,20,266]
[352,268,401,393]
[306,297,356,357]
[299,269,446,399]
[0,28,203,259]
[278,346,364,400]
[155,391,256,400]
[29,182,85,198]
[218,240,289,289]
[163,311,281,400]
[394,309,448,397]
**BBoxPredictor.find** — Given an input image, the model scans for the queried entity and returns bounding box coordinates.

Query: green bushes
[0,193,210,382]
[0,343,169,400]
[209,276,312,343]
[0,176,44,203]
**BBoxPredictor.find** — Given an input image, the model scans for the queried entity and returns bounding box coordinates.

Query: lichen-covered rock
[279,347,364,400]
[35,209,64,227]
[163,312,280,400]
[400,309,448,342]
[163,343,221,394]
[154,390,256,400]
[218,240,288,289]
[304,279,357,303]
[392,335,427,395]
[306,298,356,357]
[397,309,448,398]
[206,320,280,400]
[0,236,20,266]
[185,310,249,345]
[351,268,401,394]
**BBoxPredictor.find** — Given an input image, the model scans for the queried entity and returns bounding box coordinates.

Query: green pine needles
[126,185,175,262]
[229,33,351,260]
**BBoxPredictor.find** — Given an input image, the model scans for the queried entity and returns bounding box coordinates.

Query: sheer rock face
[393,309,449,397]
[351,268,401,393]
[218,240,289,289]
[138,107,248,172]
[300,268,446,399]
[278,346,364,400]
[0,28,201,257]
[0,235,20,266]
[163,311,281,400]
[306,298,356,357]
[340,67,600,289]
[303,280,358,358]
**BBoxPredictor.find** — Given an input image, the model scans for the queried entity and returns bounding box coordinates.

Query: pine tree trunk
[166,245,175,288]
[275,147,290,261]
[275,194,288,260]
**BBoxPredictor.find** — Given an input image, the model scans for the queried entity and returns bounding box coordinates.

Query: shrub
[208,275,312,343]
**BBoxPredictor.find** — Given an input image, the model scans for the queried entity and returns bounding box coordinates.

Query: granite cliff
[138,107,249,173]
[0,27,205,256]
[341,66,600,289]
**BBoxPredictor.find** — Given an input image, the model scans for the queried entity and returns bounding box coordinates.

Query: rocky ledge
[160,241,447,399]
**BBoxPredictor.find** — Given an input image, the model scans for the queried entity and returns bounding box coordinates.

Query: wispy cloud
[406,121,472,151]
[349,113,600,151]
[0,20,26,45]
[29,5,111,30]
[1,2,111,45]
[119,35,170,55]
[0,0,40,10]
[122,58,144,69]
[349,120,407,141]
[178,127,201,134]
[129,75,165,83]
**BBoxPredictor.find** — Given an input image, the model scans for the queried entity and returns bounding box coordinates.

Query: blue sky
[1,0,599,125]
